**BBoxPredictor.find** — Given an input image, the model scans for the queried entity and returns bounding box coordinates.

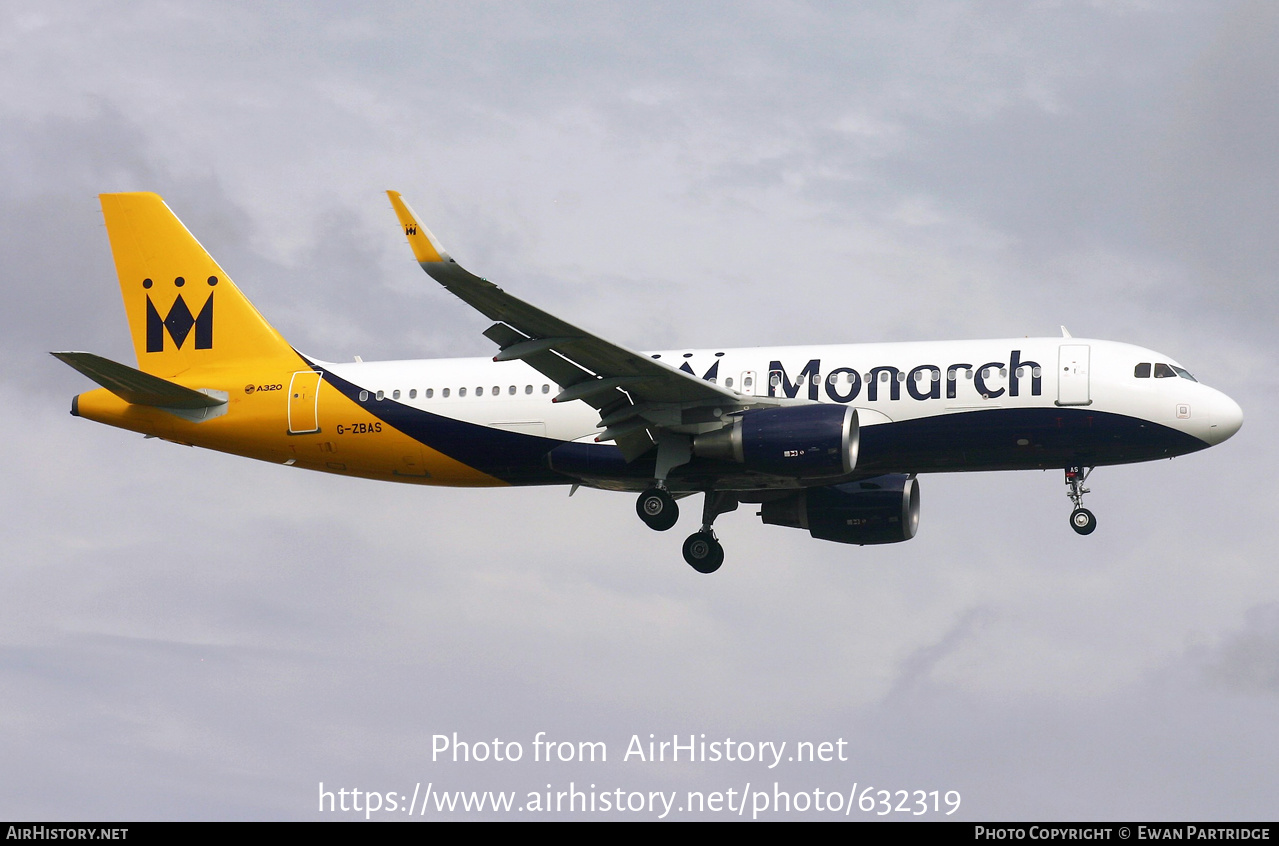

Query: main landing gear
[682,531,724,575]
[634,487,738,573]
[636,487,679,531]
[1065,465,1097,535]
[682,491,737,574]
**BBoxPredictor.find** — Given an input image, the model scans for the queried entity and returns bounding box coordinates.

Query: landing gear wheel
[1070,507,1096,535]
[682,531,724,574]
[636,488,679,532]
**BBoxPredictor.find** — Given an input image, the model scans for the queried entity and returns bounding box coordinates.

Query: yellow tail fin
[100,193,297,377]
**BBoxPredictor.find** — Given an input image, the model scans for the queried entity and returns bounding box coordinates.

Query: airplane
[54,192,1244,573]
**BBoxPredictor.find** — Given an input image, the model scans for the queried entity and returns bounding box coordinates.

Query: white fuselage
[317,337,1241,454]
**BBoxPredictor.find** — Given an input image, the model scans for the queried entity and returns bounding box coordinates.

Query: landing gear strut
[636,434,691,533]
[682,491,737,574]
[636,487,678,532]
[1065,465,1096,535]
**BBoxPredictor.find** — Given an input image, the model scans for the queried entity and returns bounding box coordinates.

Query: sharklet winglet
[387,190,450,265]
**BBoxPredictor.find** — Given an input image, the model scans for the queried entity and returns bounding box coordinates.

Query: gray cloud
[1,0,1273,821]
[1204,604,1279,696]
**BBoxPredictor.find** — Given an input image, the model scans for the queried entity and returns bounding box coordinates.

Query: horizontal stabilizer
[51,351,226,409]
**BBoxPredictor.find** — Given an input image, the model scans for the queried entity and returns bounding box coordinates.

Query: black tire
[1070,507,1097,535]
[636,488,679,531]
[682,531,724,574]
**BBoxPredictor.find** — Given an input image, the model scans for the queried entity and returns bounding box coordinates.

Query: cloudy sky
[3,1,1276,821]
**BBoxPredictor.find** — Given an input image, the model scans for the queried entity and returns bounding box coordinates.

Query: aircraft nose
[1207,390,1243,445]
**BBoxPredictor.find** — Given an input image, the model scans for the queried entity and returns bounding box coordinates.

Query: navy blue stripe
[544,406,1207,489]
[306,355,1207,487]
[312,361,574,485]
[854,407,1208,475]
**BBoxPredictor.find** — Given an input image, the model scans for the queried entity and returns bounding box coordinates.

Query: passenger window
[459,387,466,397]
[493,386,500,395]
[442,388,450,398]
[426,388,434,398]
[1134,363,1151,378]
[744,376,754,388]
[542,384,550,394]
[392,389,401,400]
[525,385,533,394]
[725,377,734,388]
[1154,363,1176,378]
[409,389,417,399]
[375,390,384,401]
[509,385,516,395]
[359,390,368,402]
[476,386,484,396]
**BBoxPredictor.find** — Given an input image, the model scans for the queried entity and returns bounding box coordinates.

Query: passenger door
[1056,346,1091,406]
[288,370,323,433]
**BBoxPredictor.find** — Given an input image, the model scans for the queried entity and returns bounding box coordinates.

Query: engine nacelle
[693,405,859,478]
[759,474,920,545]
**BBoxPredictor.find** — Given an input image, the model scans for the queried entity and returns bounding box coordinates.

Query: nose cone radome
[1206,390,1243,445]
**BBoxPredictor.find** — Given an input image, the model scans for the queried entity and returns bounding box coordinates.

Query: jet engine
[693,405,859,478]
[759,474,920,545]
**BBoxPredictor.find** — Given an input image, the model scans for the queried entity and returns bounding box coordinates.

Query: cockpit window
[1153,363,1177,378]
[1172,366,1197,382]
[1134,363,1151,378]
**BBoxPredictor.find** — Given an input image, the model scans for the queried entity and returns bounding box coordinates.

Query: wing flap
[484,321,628,410]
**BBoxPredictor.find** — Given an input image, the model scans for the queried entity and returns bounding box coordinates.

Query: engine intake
[759,474,920,545]
[693,405,859,478]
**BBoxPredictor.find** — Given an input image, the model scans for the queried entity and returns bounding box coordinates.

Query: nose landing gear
[1065,465,1096,535]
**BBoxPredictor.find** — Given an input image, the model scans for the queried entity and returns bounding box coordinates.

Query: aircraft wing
[388,191,752,458]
